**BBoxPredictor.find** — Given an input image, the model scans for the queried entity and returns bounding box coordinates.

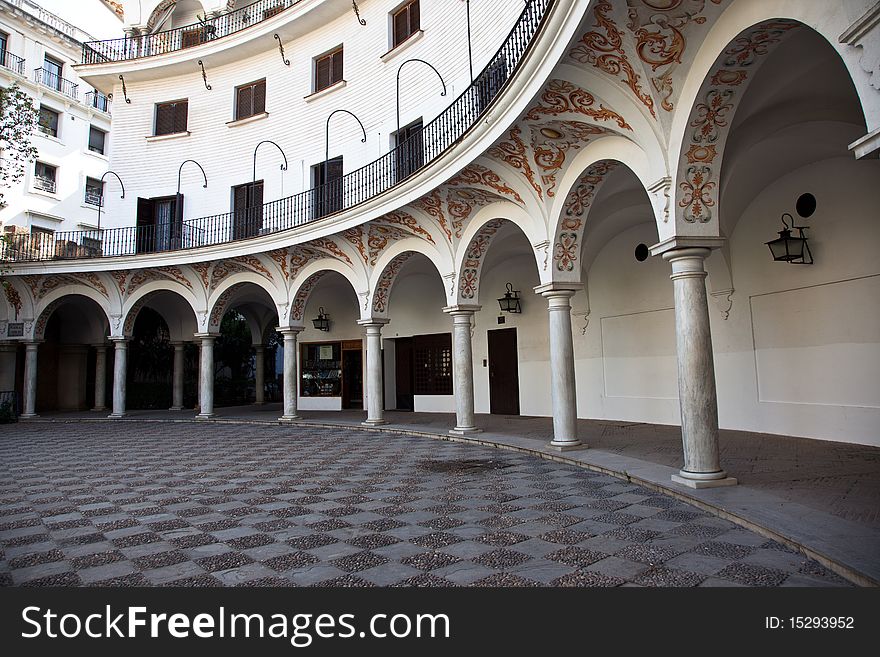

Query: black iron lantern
[497,282,521,314]
[765,213,813,264]
[312,306,330,331]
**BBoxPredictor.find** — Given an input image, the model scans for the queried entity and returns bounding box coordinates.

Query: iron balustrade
[33,67,79,99]
[0,50,25,75]
[85,90,112,114]
[33,176,56,194]
[82,0,305,64]
[5,0,551,263]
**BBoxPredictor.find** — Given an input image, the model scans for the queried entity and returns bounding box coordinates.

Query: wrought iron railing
[85,90,112,114]
[34,67,79,99]
[5,0,552,263]
[33,176,56,194]
[82,0,304,64]
[0,50,25,75]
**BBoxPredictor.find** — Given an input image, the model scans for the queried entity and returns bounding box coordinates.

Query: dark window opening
[37,106,59,138]
[314,48,343,92]
[312,157,343,219]
[42,54,62,91]
[392,0,420,48]
[85,177,104,206]
[34,162,57,194]
[235,79,266,120]
[154,100,188,136]
[88,125,106,154]
[413,332,452,395]
[136,194,184,253]
[393,118,424,182]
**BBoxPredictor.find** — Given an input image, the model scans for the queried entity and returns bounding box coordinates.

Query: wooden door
[488,327,519,415]
[341,341,363,410]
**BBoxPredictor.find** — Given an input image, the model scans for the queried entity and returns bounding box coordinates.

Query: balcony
[85,90,111,114]
[33,68,79,100]
[81,0,303,64]
[33,176,57,194]
[0,50,25,75]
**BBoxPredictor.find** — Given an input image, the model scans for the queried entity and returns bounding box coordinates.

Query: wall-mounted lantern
[497,282,522,314]
[765,212,813,264]
[312,306,331,331]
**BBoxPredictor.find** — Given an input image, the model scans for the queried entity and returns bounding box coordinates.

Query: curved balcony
[4,0,553,264]
[82,0,305,64]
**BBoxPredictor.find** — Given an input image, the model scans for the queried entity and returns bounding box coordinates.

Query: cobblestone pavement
[0,422,851,587]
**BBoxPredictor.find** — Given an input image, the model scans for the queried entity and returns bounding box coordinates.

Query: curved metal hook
[273,34,290,66]
[780,212,793,230]
[352,1,366,26]
[396,58,447,135]
[118,74,131,103]
[198,60,212,90]
[253,140,288,186]
[96,170,125,231]
[177,159,208,197]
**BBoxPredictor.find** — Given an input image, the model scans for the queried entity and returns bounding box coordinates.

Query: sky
[35,0,125,40]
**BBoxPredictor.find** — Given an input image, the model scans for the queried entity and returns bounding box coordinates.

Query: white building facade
[1,0,879,488]
[0,0,122,246]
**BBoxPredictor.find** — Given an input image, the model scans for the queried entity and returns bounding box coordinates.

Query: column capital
[253,343,266,350]
[109,335,130,343]
[24,340,43,347]
[357,318,391,328]
[170,341,187,347]
[193,332,219,341]
[533,283,582,298]
[276,326,304,336]
[650,236,725,257]
[443,304,481,316]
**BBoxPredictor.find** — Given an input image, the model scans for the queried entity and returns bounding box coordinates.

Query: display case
[300,342,342,397]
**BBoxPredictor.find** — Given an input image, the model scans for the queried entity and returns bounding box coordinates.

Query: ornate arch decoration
[206,278,281,333]
[120,285,201,339]
[455,218,509,304]
[146,0,177,31]
[675,19,801,226]
[370,252,414,318]
[551,159,619,279]
[33,293,112,341]
[289,271,328,325]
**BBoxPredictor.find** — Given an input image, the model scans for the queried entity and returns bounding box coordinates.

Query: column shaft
[279,330,301,421]
[109,338,127,418]
[254,345,265,405]
[196,334,215,419]
[540,288,583,450]
[663,248,735,487]
[21,342,39,418]
[445,307,481,435]
[359,321,387,426]
[93,345,108,411]
[170,342,185,410]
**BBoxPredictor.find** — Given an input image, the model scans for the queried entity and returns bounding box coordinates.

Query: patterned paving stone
[0,422,849,588]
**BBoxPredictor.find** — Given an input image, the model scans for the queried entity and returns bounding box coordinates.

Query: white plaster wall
[102,0,523,229]
[0,11,113,234]
[414,395,455,413]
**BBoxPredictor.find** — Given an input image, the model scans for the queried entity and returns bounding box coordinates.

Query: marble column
[358,319,389,426]
[92,343,108,411]
[444,305,481,435]
[535,285,583,450]
[170,341,185,410]
[254,345,265,405]
[662,247,736,488]
[195,333,216,419]
[21,341,39,418]
[108,337,128,418]
[278,328,302,421]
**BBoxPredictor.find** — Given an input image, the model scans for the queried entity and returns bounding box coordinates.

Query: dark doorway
[395,337,413,411]
[232,180,264,240]
[312,156,343,219]
[488,327,519,415]
[341,341,363,410]
[136,194,181,253]
[394,118,424,183]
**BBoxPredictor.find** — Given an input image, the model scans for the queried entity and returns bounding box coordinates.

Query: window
[312,156,343,218]
[235,79,266,121]
[232,180,264,239]
[42,54,63,90]
[85,177,103,206]
[413,333,453,395]
[34,162,57,194]
[88,126,106,154]
[300,342,342,397]
[0,31,8,67]
[392,0,420,48]
[180,26,213,49]
[393,118,424,182]
[136,195,182,253]
[154,100,188,136]
[263,3,285,20]
[37,106,59,138]
[314,47,343,92]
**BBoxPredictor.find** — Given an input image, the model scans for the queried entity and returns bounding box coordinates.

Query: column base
[19,413,39,419]
[450,426,482,436]
[195,413,216,420]
[547,439,587,452]
[278,415,301,422]
[672,470,738,489]
[169,406,184,411]
[91,406,107,412]
[362,419,387,426]
[254,401,266,406]
[107,412,126,419]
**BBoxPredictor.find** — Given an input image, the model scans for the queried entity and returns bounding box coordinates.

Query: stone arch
[454,207,545,306]
[34,286,114,340]
[121,284,201,340]
[207,278,280,333]
[289,259,367,326]
[367,238,453,318]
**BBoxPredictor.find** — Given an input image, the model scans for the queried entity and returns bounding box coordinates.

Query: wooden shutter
[253,80,266,114]
[173,101,188,134]
[155,103,173,135]
[410,1,419,32]
[331,49,343,84]
[393,9,408,46]
[316,55,331,91]
[181,28,201,48]
[237,85,253,119]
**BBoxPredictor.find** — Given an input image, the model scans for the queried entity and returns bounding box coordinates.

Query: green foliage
[0,83,39,204]
[0,400,16,423]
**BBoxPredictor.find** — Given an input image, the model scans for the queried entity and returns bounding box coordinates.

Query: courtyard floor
[0,419,861,587]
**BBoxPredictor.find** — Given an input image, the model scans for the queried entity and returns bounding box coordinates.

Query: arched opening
[30,295,109,413]
[707,25,879,444]
[380,252,449,413]
[295,271,362,411]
